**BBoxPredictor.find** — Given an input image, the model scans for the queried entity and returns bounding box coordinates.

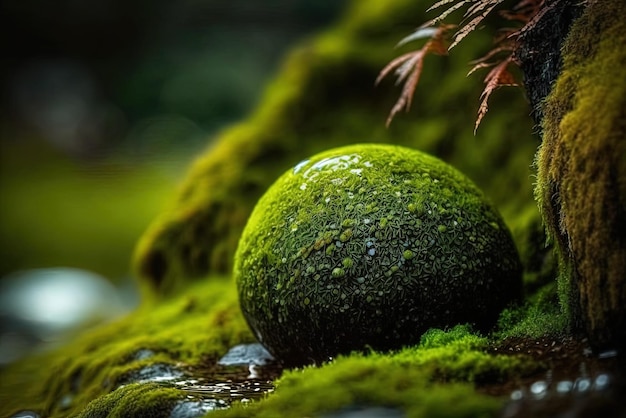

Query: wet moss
[0,278,252,418]
[211,325,538,418]
[133,0,538,297]
[0,278,545,418]
[236,144,522,366]
[75,383,183,418]
[534,0,626,350]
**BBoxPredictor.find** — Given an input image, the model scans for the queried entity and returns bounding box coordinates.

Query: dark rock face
[236,144,522,366]
[515,0,584,127]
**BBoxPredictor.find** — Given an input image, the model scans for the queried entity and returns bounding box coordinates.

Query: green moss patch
[0,275,552,418]
[0,275,565,418]
[496,283,567,340]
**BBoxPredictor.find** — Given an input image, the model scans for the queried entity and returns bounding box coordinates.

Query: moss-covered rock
[534,0,626,350]
[133,0,539,298]
[236,144,522,366]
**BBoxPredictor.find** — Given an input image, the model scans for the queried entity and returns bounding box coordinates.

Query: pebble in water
[168,398,228,418]
[122,363,185,385]
[217,343,275,367]
[164,344,279,412]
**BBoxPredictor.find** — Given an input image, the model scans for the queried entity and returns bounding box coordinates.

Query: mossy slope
[133,0,539,297]
[535,0,626,349]
[0,278,251,418]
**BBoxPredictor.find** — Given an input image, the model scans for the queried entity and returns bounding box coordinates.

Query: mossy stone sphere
[235,144,522,366]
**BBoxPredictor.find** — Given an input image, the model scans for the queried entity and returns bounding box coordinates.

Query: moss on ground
[211,325,539,418]
[0,278,252,418]
[534,0,626,349]
[0,276,550,418]
[495,282,567,340]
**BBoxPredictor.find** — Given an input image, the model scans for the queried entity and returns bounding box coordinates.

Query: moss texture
[133,0,539,297]
[534,0,626,350]
[236,144,522,365]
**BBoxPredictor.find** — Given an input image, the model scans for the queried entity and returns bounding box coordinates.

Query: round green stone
[235,144,522,366]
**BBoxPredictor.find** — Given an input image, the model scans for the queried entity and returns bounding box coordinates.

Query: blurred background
[0,0,347,364]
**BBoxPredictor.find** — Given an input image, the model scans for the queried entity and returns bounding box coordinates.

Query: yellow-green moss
[535,0,626,349]
[0,278,252,418]
[133,0,538,298]
[75,383,184,418]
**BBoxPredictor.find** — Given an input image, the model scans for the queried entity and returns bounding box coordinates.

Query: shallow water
[160,343,282,415]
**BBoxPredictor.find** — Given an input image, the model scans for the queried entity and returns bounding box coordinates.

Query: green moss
[0,278,252,418]
[0,281,543,418]
[236,144,522,366]
[75,383,183,418]
[133,0,538,298]
[211,326,537,418]
[535,0,626,348]
[495,282,567,340]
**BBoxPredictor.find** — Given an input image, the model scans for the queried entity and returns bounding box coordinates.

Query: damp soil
[480,336,625,418]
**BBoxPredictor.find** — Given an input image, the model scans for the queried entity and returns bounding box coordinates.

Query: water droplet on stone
[556,380,573,394]
[530,381,548,399]
[574,377,592,392]
[510,390,524,401]
[594,374,610,391]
